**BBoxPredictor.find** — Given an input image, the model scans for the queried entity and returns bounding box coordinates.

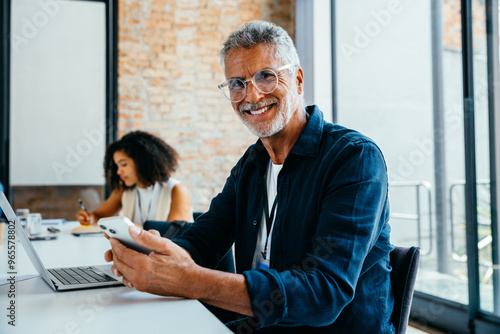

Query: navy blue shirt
[175,105,395,333]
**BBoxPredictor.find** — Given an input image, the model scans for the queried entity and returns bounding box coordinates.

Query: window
[331,0,500,331]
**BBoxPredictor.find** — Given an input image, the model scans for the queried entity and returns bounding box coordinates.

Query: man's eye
[229,79,244,90]
[256,70,276,82]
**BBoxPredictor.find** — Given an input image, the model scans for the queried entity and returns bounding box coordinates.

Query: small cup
[16,208,30,227]
[27,213,43,236]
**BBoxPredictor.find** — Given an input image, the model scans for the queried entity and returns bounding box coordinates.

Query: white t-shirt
[252,159,283,269]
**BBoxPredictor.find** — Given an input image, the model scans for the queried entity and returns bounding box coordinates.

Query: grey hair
[219,21,300,74]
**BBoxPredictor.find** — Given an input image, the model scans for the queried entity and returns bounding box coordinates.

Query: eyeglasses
[218,64,296,102]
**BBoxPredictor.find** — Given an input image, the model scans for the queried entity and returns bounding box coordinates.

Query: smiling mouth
[244,103,275,115]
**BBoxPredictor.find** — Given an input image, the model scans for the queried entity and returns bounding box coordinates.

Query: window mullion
[486,0,500,317]
[461,0,481,328]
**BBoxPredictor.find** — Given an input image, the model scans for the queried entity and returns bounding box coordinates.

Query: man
[106,21,394,333]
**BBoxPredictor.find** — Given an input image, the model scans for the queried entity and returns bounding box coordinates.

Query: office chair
[0,181,4,218]
[192,211,235,273]
[390,246,420,334]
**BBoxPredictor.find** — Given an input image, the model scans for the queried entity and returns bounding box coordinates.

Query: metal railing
[449,180,492,280]
[389,181,433,256]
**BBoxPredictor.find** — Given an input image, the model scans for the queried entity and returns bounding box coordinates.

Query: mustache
[238,98,278,113]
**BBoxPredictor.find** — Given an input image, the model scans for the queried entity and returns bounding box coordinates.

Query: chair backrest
[0,182,4,218]
[390,246,420,334]
[192,211,235,273]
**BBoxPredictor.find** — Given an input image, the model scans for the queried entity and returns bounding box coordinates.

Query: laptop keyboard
[48,267,117,285]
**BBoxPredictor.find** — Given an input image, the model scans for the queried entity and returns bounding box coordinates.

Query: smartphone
[97,216,152,254]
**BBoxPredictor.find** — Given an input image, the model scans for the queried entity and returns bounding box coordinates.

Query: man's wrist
[181,263,208,300]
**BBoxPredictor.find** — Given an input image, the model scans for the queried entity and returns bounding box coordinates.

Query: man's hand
[104,225,254,317]
[104,225,201,298]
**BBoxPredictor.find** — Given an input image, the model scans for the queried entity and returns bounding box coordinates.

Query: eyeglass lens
[225,69,279,102]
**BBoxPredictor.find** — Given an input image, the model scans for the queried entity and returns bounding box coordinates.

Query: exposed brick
[118,0,295,212]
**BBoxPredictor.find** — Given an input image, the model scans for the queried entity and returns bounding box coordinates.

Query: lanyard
[261,172,278,260]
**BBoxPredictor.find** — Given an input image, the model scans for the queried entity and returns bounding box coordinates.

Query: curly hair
[104,131,179,191]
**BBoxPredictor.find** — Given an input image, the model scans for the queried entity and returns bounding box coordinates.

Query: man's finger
[148,229,161,237]
[122,276,134,288]
[128,225,174,254]
[111,264,122,277]
[109,238,139,279]
[104,249,113,262]
[109,237,139,259]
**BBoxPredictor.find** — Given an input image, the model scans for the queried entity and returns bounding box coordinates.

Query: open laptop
[0,191,123,291]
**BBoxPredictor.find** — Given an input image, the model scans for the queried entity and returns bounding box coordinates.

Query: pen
[78,198,88,213]
[78,199,93,225]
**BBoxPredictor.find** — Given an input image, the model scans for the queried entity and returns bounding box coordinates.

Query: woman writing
[76,131,192,226]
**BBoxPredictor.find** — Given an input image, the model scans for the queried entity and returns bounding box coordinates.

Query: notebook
[0,192,123,291]
[71,224,103,236]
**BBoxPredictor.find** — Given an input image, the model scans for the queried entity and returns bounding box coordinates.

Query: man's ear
[295,67,304,95]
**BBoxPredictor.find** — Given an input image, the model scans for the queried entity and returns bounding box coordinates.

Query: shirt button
[252,220,258,226]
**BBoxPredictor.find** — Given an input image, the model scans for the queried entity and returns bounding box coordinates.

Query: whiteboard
[10,0,106,185]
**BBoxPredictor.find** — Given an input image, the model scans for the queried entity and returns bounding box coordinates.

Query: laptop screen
[0,191,59,285]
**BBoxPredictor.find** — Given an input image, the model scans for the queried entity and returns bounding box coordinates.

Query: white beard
[236,84,299,138]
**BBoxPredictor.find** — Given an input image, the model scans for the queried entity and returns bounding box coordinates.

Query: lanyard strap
[261,172,278,260]
[263,183,278,237]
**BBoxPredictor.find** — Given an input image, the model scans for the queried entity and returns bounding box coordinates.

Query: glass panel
[336,0,468,305]
[472,0,498,315]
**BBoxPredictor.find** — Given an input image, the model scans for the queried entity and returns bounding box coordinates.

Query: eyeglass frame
[218,63,297,102]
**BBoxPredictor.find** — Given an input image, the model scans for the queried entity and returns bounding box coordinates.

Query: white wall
[295,0,333,123]
[10,0,106,185]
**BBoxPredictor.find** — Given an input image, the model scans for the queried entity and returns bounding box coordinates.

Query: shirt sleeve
[242,139,391,328]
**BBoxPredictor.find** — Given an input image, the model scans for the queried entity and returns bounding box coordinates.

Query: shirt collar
[288,105,323,158]
[250,105,324,170]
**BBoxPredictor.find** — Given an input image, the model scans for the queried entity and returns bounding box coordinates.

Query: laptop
[0,191,123,291]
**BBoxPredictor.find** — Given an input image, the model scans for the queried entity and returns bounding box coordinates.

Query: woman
[76,131,192,226]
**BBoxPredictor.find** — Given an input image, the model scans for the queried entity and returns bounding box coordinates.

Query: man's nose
[244,80,264,103]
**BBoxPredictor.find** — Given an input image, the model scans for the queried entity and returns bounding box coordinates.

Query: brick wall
[443,0,487,50]
[118,0,295,212]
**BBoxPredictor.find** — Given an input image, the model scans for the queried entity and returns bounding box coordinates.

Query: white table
[0,222,232,334]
